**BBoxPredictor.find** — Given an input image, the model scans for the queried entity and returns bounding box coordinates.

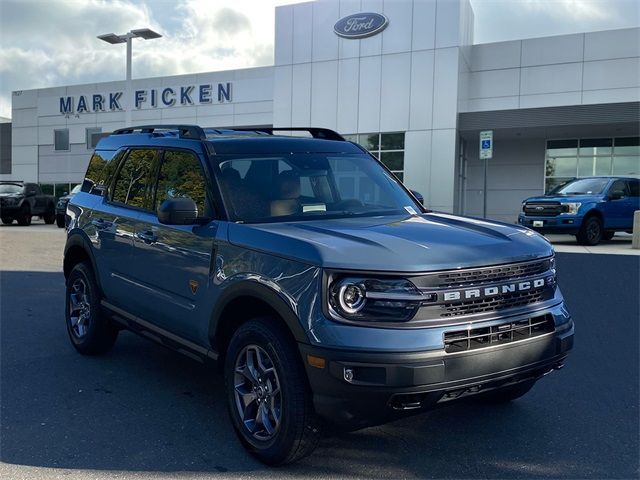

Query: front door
[128,149,218,342]
[603,179,634,229]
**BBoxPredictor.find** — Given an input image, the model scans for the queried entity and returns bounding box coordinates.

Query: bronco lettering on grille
[441,278,547,301]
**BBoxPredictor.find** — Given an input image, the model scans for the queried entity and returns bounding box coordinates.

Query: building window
[54,129,69,151]
[344,132,405,182]
[544,137,640,192]
[86,127,102,149]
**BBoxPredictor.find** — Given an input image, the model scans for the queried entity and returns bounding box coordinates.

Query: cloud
[0,0,299,118]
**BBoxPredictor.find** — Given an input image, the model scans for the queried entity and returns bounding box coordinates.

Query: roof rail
[112,125,207,140]
[230,127,345,141]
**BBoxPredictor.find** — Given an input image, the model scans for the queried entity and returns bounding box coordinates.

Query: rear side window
[110,149,158,210]
[155,150,209,216]
[83,149,122,195]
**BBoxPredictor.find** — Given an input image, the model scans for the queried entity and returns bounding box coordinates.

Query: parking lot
[1,221,638,479]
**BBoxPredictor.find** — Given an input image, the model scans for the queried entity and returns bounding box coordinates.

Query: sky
[0,0,639,119]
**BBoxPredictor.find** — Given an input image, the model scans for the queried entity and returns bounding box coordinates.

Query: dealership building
[4,0,639,223]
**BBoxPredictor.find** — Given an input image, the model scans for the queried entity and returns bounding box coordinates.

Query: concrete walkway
[546,233,640,255]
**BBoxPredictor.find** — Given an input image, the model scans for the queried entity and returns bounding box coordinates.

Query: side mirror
[608,190,625,200]
[410,190,424,206]
[158,197,199,225]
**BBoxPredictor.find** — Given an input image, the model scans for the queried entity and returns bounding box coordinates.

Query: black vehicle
[64,125,573,465]
[0,181,56,226]
[56,184,81,228]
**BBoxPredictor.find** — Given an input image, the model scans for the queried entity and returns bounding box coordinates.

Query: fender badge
[189,280,199,295]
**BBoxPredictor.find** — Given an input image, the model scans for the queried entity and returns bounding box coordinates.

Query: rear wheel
[225,318,321,465]
[43,205,56,224]
[56,214,65,228]
[478,380,536,403]
[65,261,118,355]
[1,216,13,225]
[576,215,602,245]
[16,204,31,226]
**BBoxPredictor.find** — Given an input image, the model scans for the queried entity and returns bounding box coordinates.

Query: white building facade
[6,0,640,222]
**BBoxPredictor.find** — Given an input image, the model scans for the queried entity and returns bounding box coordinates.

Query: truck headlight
[328,277,427,322]
[560,202,581,215]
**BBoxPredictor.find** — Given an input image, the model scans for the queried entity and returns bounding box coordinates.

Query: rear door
[92,148,160,307]
[128,148,219,341]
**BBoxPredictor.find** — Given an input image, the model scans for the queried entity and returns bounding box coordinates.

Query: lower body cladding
[300,307,574,429]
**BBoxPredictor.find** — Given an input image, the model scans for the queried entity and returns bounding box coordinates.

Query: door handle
[135,231,158,244]
[91,218,111,230]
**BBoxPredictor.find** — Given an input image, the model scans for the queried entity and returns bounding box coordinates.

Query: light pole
[97,28,162,127]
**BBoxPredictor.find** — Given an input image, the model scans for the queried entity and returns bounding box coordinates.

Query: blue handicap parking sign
[481,139,491,149]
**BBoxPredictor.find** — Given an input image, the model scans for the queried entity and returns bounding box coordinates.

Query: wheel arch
[209,281,309,362]
[63,231,100,289]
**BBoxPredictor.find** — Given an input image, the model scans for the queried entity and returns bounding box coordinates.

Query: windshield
[0,184,23,194]
[214,153,422,223]
[551,178,610,195]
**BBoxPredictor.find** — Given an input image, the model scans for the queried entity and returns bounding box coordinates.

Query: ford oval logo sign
[334,12,388,39]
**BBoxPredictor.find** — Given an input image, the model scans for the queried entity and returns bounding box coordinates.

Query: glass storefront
[544,137,640,192]
[343,132,405,182]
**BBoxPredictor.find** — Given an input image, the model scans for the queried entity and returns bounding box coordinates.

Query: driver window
[609,180,629,197]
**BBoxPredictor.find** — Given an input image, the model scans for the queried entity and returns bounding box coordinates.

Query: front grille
[523,202,562,216]
[431,258,551,289]
[441,288,550,318]
[444,314,554,353]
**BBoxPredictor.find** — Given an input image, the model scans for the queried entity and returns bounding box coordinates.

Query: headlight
[57,200,66,208]
[327,277,428,322]
[560,202,581,215]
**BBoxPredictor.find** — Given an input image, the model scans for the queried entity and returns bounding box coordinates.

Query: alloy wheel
[233,344,282,441]
[69,278,91,338]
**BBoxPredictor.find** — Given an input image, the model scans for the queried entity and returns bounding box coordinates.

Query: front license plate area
[533,220,544,227]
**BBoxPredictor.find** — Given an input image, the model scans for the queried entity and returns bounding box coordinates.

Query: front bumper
[518,214,582,233]
[300,309,574,429]
[0,204,22,215]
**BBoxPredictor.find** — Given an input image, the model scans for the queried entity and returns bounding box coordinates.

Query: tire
[478,380,536,404]
[56,214,66,228]
[65,261,118,355]
[224,318,321,465]
[602,231,615,241]
[1,216,13,225]
[16,204,31,226]
[576,215,603,246]
[43,205,56,224]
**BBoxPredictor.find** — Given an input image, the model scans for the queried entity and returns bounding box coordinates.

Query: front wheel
[225,318,321,465]
[1,216,13,225]
[56,214,66,228]
[16,204,31,226]
[576,216,602,245]
[65,261,118,355]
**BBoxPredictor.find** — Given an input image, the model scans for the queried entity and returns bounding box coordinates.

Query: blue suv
[519,177,640,245]
[64,125,574,465]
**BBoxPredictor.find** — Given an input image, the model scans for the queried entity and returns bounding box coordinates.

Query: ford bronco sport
[64,125,574,465]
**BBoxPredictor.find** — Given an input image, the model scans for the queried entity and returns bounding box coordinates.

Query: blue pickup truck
[519,176,640,245]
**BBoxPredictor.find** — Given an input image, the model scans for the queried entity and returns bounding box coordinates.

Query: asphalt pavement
[1,221,638,479]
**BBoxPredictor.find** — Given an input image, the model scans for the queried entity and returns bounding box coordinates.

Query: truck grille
[440,288,551,318]
[432,258,551,289]
[523,202,562,216]
[444,314,554,353]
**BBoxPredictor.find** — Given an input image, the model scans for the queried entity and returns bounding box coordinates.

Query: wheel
[602,231,615,241]
[478,380,536,403]
[1,216,13,225]
[43,205,56,224]
[16,204,31,226]
[224,318,321,465]
[576,215,602,246]
[65,261,118,355]
[56,214,66,228]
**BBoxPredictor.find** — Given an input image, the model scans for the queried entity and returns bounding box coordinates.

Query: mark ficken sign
[58,82,232,115]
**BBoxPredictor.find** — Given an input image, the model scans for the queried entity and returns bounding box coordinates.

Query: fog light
[343,368,354,383]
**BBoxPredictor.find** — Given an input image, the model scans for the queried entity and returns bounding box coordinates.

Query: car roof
[96,125,364,155]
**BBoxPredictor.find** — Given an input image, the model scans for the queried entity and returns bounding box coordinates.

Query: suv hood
[228,213,553,272]
[525,194,604,203]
